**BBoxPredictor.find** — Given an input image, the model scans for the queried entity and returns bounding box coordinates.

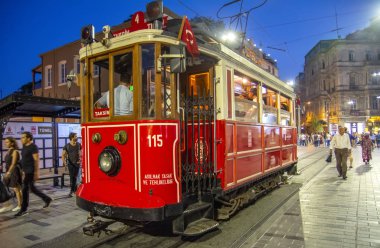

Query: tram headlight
[98,146,121,176]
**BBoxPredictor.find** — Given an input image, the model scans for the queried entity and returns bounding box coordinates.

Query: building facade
[302,19,380,134]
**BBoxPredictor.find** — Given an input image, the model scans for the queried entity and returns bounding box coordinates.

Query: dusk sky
[0,0,379,97]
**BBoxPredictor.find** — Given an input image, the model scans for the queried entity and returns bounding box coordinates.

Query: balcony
[368,110,380,116]
[349,110,366,116]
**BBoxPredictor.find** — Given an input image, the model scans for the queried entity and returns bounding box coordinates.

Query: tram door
[180,70,217,198]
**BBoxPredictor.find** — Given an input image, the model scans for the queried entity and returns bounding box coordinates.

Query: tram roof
[0,94,80,119]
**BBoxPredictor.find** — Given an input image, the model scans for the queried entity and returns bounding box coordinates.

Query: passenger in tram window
[95,73,133,116]
[281,103,289,111]
[247,88,257,101]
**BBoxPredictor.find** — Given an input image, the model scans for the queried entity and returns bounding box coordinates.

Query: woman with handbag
[0,137,22,213]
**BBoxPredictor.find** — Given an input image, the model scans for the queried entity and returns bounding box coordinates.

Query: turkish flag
[180,17,199,57]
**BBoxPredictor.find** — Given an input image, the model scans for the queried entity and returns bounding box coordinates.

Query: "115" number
[147,134,163,147]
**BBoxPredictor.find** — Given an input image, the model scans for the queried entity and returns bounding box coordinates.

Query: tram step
[183,201,212,215]
[183,218,219,236]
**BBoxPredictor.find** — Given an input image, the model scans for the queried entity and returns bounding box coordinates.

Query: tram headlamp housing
[98,146,121,176]
[81,25,95,45]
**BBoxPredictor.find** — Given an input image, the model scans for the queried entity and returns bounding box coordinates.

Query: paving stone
[251,148,380,247]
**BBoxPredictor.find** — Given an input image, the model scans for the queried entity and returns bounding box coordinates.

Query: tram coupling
[83,219,116,237]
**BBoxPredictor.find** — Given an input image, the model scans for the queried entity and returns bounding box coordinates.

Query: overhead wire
[254,9,369,30]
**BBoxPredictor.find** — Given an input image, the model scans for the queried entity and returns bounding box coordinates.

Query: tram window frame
[90,48,136,121]
[262,85,278,125]
[233,72,259,123]
[141,43,156,119]
[111,49,134,117]
[280,94,291,126]
[90,55,111,121]
[160,45,178,120]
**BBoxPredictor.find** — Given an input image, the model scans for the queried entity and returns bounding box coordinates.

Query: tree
[309,116,323,134]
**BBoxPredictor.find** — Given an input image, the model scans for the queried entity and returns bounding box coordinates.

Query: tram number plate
[147,134,163,147]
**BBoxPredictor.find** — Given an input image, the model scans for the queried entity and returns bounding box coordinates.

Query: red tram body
[76,1,297,236]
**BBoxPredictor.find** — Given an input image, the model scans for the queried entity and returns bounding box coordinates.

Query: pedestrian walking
[0,137,22,213]
[361,132,374,165]
[376,131,380,148]
[15,132,52,217]
[345,127,355,168]
[62,132,82,197]
[330,126,352,180]
[325,132,331,147]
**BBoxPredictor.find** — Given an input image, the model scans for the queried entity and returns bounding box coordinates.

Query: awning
[0,94,80,119]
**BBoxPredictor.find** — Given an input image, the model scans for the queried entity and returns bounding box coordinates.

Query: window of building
[349,99,357,110]
[45,65,52,88]
[324,100,330,114]
[349,74,356,89]
[74,56,80,74]
[378,51,380,60]
[322,60,325,69]
[372,73,380,85]
[58,60,67,84]
[349,51,354,61]
[371,96,379,109]
[93,65,99,77]
[366,51,371,61]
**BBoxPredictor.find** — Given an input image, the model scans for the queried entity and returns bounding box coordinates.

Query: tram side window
[141,44,155,118]
[233,73,258,122]
[161,46,173,118]
[92,58,110,118]
[280,95,291,126]
[113,52,133,116]
[262,86,277,124]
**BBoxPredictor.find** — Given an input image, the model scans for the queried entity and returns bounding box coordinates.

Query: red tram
[75,1,297,236]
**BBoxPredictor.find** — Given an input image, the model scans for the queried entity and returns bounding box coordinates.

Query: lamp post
[322,91,332,133]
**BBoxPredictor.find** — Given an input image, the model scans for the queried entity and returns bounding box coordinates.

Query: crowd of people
[299,128,379,180]
[299,130,380,148]
[0,132,81,217]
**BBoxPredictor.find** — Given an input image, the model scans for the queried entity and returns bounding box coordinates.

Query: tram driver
[95,73,133,116]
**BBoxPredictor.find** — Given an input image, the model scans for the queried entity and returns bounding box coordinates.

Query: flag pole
[177,16,187,40]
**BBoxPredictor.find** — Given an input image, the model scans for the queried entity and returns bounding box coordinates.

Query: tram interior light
[81,25,95,45]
